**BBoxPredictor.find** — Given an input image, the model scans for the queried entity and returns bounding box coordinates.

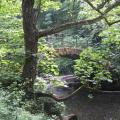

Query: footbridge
[55,47,82,59]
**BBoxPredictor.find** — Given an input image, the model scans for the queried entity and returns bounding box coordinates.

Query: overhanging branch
[108,20,120,26]
[37,1,120,38]
[84,0,110,26]
[97,0,108,9]
[38,16,103,37]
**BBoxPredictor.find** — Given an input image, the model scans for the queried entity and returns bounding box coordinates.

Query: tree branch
[37,1,120,38]
[97,0,108,9]
[84,0,110,26]
[108,20,120,26]
[38,16,103,37]
[29,86,83,102]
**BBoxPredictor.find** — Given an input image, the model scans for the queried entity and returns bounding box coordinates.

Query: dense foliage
[74,47,111,88]
[1,0,120,119]
[0,1,62,120]
[0,0,59,83]
[0,87,56,120]
[38,42,59,76]
[74,24,120,89]
[0,0,23,84]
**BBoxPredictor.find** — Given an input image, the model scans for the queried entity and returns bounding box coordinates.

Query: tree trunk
[22,0,38,92]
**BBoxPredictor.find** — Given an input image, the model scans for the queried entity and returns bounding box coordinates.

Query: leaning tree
[22,0,120,97]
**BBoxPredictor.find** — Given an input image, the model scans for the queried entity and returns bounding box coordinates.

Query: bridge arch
[55,47,82,59]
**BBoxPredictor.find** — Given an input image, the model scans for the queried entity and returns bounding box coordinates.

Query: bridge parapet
[55,47,82,59]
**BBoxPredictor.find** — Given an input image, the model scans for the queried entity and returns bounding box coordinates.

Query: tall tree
[22,0,120,93]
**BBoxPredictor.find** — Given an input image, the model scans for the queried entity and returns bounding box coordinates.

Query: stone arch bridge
[55,47,82,59]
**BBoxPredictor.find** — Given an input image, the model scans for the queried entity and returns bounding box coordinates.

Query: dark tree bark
[22,0,39,92]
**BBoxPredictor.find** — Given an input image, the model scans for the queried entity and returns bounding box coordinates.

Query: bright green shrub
[74,25,120,89]
[100,25,120,82]
[0,0,23,83]
[38,43,59,76]
[74,47,112,88]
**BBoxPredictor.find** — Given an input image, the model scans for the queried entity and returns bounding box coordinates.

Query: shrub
[38,43,59,76]
[0,85,64,120]
[100,26,120,82]
[74,47,112,88]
